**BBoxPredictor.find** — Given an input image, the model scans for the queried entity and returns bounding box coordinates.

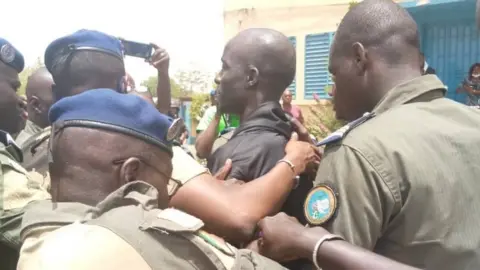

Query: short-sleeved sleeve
[168,146,208,196]
[196,106,217,132]
[312,144,397,250]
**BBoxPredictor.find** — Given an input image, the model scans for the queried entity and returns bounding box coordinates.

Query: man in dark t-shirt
[207,28,313,270]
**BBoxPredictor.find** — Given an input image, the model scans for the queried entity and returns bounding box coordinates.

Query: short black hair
[49,50,125,98]
[333,0,419,64]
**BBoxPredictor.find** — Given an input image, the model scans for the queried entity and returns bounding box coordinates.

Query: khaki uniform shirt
[18,181,286,270]
[15,120,43,147]
[168,146,209,196]
[0,133,51,269]
[311,75,480,269]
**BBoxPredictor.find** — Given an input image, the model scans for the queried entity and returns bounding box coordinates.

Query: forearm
[195,116,220,159]
[156,70,171,114]
[170,162,297,244]
[293,228,419,270]
[207,162,297,243]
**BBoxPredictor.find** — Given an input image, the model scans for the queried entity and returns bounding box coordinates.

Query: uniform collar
[373,75,446,115]
[24,120,43,135]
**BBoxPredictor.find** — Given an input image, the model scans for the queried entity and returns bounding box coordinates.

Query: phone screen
[121,40,153,59]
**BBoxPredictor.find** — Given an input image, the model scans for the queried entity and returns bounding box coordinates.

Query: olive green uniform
[308,75,480,269]
[15,120,43,148]
[18,181,286,270]
[0,131,51,270]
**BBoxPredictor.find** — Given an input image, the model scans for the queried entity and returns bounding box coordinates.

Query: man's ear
[352,42,367,75]
[119,157,142,185]
[246,65,259,89]
[29,96,42,114]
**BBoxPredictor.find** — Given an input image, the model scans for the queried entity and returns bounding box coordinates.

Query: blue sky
[2,0,224,85]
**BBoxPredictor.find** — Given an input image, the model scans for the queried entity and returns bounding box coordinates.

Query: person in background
[16,67,54,147]
[195,90,239,159]
[123,72,136,92]
[16,67,55,175]
[458,63,480,106]
[282,89,304,124]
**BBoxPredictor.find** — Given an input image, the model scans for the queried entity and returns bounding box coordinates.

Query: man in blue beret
[44,29,126,100]
[0,38,51,270]
[17,89,291,270]
[0,38,27,135]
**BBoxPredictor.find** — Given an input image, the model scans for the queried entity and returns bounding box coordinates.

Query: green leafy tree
[349,0,359,10]
[190,92,210,121]
[140,76,184,98]
[18,57,44,96]
[305,100,345,140]
[175,69,211,94]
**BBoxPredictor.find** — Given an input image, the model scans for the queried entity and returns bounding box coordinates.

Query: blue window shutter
[304,32,335,100]
[288,36,297,98]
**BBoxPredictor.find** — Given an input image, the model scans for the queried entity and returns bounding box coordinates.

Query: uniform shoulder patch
[316,112,375,147]
[304,184,338,226]
[157,208,204,231]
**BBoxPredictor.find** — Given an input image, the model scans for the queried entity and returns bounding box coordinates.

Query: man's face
[282,90,292,104]
[26,74,54,127]
[0,66,26,134]
[215,44,249,114]
[328,41,368,122]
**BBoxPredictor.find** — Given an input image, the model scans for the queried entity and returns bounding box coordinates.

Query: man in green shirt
[195,90,240,159]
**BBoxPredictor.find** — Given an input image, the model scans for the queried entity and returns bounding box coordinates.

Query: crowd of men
[2,0,480,269]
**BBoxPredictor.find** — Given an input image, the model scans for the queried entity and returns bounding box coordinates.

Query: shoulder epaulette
[316,112,375,147]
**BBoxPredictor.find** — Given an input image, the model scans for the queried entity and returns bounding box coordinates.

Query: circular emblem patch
[304,184,338,226]
[0,44,15,63]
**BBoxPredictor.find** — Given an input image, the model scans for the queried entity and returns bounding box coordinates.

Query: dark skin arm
[148,44,171,114]
[195,112,221,159]
[255,213,420,270]
[170,135,321,244]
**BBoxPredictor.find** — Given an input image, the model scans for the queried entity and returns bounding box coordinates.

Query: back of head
[45,30,125,101]
[25,67,54,128]
[217,28,296,112]
[48,89,173,207]
[332,0,420,66]
[329,0,421,121]
[237,28,295,97]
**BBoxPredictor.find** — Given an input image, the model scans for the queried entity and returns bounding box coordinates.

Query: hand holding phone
[149,43,170,71]
[120,39,153,60]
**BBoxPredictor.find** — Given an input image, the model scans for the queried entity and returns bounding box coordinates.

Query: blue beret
[45,29,123,73]
[210,90,216,96]
[0,38,24,73]
[49,88,173,156]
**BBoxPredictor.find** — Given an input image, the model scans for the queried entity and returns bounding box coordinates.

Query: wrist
[292,226,318,259]
[157,69,169,76]
[282,154,302,175]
